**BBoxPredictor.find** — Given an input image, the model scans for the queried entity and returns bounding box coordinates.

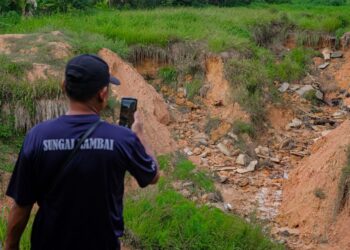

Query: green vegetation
[174,157,214,192]
[0,135,23,172]
[274,47,317,82]
[233,120,256,137]
[304,89,322,106]
[124,155,283,250]
[335,146,350,215]
[124,188,283,250]
[158,66,177,84]
[185,79,202,101]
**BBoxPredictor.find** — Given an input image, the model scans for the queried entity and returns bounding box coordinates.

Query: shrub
[158,66,177,84]
[185,79,202,100]
[273,47,316,82]
[233,120,255,137]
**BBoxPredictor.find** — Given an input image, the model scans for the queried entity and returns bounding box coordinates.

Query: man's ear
[98,86,109,103]
[61,80,66,93]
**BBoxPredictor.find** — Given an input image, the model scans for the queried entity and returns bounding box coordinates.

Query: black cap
[64,54,120,101]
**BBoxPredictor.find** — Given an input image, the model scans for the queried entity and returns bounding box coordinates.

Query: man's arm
[5,202,33,250]
[131,112,160,184]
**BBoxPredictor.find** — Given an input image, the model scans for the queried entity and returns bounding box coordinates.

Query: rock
[296,85,314,96]
[183,181,194,188]
[236,160,258,174]
[236,154,247,166]
[290,84,301,91]
[193,133,209,146]
[277,227,300,237]
[199,84,210,98]
[217,143,231,156]
[219,176,228,183]
[287,118,303,129]
[237,178,249,187]
[184,147,193,156]
[224,203,233,211]
[227,132,239,142]
[343,98,350,109]
[280,138,296,150]
[278,82,290,93]
[315,90,324,100]
[322,48,332,61]
[193,147,202,155]
[318,62,330,70]
[180,189,191,198]
[333,110,347,119]
[270,157,281,163]
[255,146,270,157]
[331,51,343,58]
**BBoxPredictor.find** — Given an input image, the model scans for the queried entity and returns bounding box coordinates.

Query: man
[5,54,159,250]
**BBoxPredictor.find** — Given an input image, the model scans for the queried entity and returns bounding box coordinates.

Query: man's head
[63,54,120,110]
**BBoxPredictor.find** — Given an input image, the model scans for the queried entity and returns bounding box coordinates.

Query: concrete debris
[278,82,290,93]
[331,51,343,58]
[236,154,248,166]
[255,146,270,157]
[290,84,301,91]
[227,132,239,141]
[287,118,303,129]
[236,160,257,174]
[318,62,330,70]
[315,90,324,100]
[224,203,233,211]
[217,143,231,156]
[322,48,332,61]
[296,85,314,96]
[184,147,193,156]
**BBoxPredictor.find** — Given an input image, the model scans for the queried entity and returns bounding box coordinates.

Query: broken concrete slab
[296,85,314,96]
[331,51,343,58]
[278,82,290,93]
[236,160,257,174]
[318,62,330,70]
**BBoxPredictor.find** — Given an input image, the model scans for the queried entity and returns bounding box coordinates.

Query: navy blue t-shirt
[6,114,157,250]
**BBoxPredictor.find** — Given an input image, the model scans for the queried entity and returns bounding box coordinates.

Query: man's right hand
[131,111,143,136]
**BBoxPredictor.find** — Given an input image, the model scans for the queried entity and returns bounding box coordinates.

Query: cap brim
[110,76,120,85]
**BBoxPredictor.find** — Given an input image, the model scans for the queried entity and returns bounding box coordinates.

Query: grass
[173,158,215,192]
[158,66,177,84]
[233,120,256,137]
[1,5,349,52]
[124,188,283,250]
[273,47,318,82]
[124,155,283,250]
[0,136,23,172]
[185,79,202,101]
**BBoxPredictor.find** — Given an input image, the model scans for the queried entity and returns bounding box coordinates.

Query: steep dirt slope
[99,48,176,154]
[279,120,350,250]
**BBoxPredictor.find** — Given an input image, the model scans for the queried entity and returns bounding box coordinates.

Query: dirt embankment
[99,48,176,155]
[279,120,350,250]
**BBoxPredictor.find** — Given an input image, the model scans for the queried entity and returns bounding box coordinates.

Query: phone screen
[119,98,137,128]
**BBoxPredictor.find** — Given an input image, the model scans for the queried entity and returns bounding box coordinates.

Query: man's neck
[66,100,100,116]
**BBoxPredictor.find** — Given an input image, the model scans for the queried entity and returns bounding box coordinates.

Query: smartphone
[119,97,138,128]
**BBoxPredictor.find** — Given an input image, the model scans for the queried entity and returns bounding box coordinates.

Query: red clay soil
[98,48,176,155]
[278,120,350,250]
